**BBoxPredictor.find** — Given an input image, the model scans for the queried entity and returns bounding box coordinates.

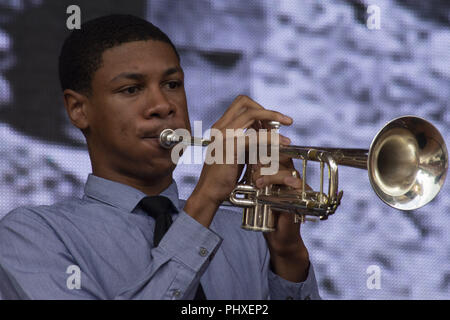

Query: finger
[284,175,313,191]
[278,154,295,173]
[250,120,291,146]
[255,171,313,191]
[239,131,292,171]
[279,134,291,146]
[222,129,288,156]
[250,154,294,180]
[232,109,292,130]
[250,120,263,131]
[245,130,290,146]
[220,95,266,124]
[254,169,295,188]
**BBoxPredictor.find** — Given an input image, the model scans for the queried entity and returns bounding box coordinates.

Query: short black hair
[58,14,180,95]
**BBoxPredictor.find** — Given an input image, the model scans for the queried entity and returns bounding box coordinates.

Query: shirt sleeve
[0,208,222,300]
[116,211,222,299]
[0,208,107,299]
[268,262,321,300]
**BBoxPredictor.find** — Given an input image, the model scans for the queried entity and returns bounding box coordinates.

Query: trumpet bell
[160,114,448,231]
[368,116,448,211]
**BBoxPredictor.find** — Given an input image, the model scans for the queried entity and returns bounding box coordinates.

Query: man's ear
[63,89,90,131]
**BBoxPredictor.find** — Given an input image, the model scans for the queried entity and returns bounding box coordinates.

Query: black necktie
[140,196,207,300]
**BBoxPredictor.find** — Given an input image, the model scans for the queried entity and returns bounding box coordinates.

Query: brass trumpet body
[160,116,448,232]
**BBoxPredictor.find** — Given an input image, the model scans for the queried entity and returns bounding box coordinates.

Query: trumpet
[160,116,448,232]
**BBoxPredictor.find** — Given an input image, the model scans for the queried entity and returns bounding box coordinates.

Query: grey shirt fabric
[0,174,320,300]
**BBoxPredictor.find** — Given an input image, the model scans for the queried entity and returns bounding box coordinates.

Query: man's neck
[92,167,173,196]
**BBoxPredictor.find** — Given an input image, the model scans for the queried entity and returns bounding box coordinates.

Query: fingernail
[281,136,291,145]
[285,176,298,186]
[284,116,293,123]
[256,177,264,187]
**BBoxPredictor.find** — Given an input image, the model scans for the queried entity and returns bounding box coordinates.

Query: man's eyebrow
[110,72,147,83]
[163,66,184,77]
[110,67,183,83]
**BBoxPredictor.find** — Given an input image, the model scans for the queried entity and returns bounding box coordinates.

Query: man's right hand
[183,95,293,228]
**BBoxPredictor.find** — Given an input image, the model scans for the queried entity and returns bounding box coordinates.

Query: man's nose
[144,89,175,119]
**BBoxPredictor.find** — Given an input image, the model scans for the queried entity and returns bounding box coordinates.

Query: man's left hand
[252,154,311,282]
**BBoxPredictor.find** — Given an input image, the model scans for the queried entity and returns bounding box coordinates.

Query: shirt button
[173,290,182,298]
[199,247,208,257]
[286,296,294,300]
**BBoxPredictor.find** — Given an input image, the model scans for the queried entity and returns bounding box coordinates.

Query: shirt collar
[83,174,181,213]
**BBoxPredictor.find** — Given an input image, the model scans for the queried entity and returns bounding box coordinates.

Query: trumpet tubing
[159,116,448,232]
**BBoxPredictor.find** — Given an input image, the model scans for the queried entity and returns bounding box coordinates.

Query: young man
[0,14,320,300]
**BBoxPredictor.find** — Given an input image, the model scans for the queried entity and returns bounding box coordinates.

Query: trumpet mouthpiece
[159,129,180,149]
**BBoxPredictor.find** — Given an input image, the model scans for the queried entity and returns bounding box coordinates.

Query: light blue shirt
[0,174,320,300]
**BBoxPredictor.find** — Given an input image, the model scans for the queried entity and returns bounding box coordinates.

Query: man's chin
[141,159,176,178]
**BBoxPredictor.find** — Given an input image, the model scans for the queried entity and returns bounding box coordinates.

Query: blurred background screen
[0,0,448,299]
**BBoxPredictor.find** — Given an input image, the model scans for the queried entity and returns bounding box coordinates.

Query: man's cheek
[117,120,135,138]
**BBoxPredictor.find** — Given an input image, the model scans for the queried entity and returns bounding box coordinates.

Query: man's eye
[166,81,183,89]
[121,86,141,95]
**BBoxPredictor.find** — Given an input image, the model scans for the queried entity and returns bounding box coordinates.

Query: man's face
[85,40,190,180]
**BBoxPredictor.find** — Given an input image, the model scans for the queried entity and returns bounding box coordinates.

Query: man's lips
[141,131,169,149]
[141,131,163,140]
[141,128,175,139]
[141,137,167,152]
[141,126,187,146]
